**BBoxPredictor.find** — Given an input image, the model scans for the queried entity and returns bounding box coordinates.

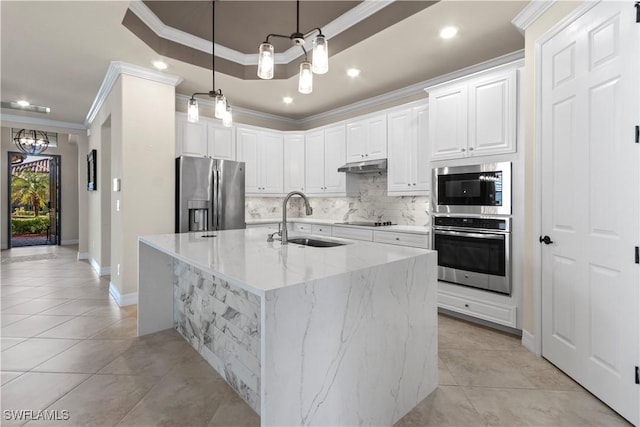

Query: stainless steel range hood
[337,159,387,174]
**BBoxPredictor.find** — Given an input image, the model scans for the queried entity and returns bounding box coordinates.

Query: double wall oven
[432,162,512,295]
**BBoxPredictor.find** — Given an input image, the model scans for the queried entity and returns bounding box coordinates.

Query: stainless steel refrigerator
[175,156,245,233]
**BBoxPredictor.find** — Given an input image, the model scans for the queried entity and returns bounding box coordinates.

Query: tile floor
[0,245,631,427]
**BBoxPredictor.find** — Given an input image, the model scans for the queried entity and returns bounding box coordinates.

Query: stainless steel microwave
[432,162,512,215]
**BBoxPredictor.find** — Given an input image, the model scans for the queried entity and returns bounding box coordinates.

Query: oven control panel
[433,216,509,231]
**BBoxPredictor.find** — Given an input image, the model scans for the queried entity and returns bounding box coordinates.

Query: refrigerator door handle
[215,169,221,230]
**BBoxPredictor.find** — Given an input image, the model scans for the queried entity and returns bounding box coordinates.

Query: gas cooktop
[337,221,397,227]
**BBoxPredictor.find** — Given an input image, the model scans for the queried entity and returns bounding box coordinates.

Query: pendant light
[13,129,50,155]
[256,0,329,94]
[187,0,232,125]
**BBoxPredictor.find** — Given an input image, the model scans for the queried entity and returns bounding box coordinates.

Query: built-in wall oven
[432,216,511,295]
[432,162,511,215]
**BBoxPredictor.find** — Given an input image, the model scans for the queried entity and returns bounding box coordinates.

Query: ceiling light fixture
[1,101,50,114]
[187,0,232,127]
[152,60,168,70]
[16,100,30,107]
[13,129,50,155]
[439,26,459,39]
[283,96,293,104]
[256,0,328,94]
[347,68,361,78]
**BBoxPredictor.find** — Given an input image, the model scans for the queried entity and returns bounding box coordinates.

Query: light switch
[112,178,121,192]
[116,200,120,211]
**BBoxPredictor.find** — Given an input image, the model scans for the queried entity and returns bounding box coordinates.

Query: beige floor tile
[439,315,524,352]
[32,339,135,374]
[1,314,31,327]
[438,355,457,386]
[508,351,583,391]
[0,372,89,427]
[1,286,35,297]
[25,374,160,427]
[117,374,229,427]
[5,287,61,299]
[37,315,118,339]
[82,304,137,321]
[0,315,76,338]
[42,287,108,300]
[38,299,104,316]
[208,391,260,427]
[1,371,25,386]
[1,298,70,315]
[440,349,536,389]
[89,317,137,339]
[1,338,80,371]
[1,298,31,310]
[463,386,632,427]
[0,337,27,352]
[395,385,485,427]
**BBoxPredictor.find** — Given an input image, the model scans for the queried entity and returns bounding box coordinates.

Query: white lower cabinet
[311,224,331,236]
[332,227,373,242]
[437,288,517,328]
[293,223,312,233]
[373,230,429,249]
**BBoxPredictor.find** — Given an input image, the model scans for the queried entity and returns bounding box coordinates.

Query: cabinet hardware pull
[469,147,474,151]
[461,148,466,152]
[395,237,400,241]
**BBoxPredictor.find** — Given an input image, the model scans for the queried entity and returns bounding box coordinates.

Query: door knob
[539,235,554,245]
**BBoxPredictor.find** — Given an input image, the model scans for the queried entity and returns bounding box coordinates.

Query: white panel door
[207,123,235,160]
[346,121,365,162]
[176,116,207,157]
[468,69,517,157]
[413,104,431,191]
[365,114,387,160]
[305,130,325,194]
[540,3,639,424]
[323,125,346,194]
[236,127,260,193]
[259,132,284,194]
[429,85,468,160]
[284,134,305,192]
[386,109,413,192]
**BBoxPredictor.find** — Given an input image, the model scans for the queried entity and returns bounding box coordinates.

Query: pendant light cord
[212,0,216,95]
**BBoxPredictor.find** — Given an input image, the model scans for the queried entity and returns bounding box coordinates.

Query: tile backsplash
[246,174,430,226]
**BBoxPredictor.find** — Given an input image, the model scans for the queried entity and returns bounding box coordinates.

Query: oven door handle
[433,229,506,240]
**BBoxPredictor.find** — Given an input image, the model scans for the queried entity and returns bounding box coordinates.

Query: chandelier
[13,129,50,155]
[187,0,232,126]
[256,0,328,94]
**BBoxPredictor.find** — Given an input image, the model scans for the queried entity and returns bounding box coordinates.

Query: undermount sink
[287,237,346,247]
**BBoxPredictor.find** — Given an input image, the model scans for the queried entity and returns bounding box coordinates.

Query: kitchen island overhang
[138,228,437,426]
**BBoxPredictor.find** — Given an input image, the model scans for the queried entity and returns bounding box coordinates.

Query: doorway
[8,152,61,248]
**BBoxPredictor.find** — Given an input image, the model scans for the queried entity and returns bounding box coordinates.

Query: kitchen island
[138,227,437,426]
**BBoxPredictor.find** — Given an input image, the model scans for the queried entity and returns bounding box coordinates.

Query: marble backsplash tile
[246,174,430,226]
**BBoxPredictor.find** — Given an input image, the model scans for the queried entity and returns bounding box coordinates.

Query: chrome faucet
[281,191,313,245]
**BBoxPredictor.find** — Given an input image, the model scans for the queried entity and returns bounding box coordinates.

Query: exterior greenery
[11,170,49,218]
[11,216,50,235]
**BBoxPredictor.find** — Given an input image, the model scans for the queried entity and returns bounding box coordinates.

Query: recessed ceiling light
[152,61,168,70]
[439,26,458,39]
[283,96,293,104]
[347,68,361,78]
[16,100,30,107]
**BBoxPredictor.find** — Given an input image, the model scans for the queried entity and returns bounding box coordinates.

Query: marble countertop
[246,218,430,235]
[139,228,432,295]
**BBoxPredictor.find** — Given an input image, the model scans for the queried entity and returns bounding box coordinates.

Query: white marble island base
[138,229,437,426]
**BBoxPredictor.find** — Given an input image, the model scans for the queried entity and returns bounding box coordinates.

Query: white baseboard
[61,239,79,245]
[77,252,89,260]
[89,257,111,276]
[521,329,538,355]
[109,282,138,307]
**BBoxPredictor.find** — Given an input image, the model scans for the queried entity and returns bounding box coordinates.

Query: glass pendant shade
[298,61,313,94]
[214,94,227,119]
[187,98,199,122]
[13,129,49,155]
[311,35,328,74]
[222,105,233,128]
[257,43,275,79]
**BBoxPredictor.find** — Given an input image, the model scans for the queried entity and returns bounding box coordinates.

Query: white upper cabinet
[387,102,430,195]
[175,113,236,160]
[236,126,283,194]
[428,65,517,161]
[305,125,346,195]
[345,113,387,162]
[283,134,305,193]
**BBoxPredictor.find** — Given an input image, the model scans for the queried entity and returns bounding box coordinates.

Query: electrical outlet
[116,200,120,211]
[117,264,120,276]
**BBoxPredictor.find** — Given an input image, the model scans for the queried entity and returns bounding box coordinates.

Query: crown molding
[85,61,183,127]
[0,114,86,131]
[128,0,395,66]
[512,0,556,35]
[300,49,525,125]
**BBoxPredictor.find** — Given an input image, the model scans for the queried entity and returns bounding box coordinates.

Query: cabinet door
[284,134,305,192]
[345,121,365,162]
[365,114,387,160]
[207,123,235,160]
[236,127,260,193]
[323,125,346,194]
[413,104,431,191]
[429,85,468,160]
[468,69,517,157]
[305,131,325,194]
[386,109,413,192]
[259,132,284,194]
[176,115,207,157]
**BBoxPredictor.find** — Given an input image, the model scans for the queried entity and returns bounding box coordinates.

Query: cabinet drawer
[373,231,428,249]
[293,223,311,233]
[332,226,373,242]
[311,224,332,236]
[438,290,516,328]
